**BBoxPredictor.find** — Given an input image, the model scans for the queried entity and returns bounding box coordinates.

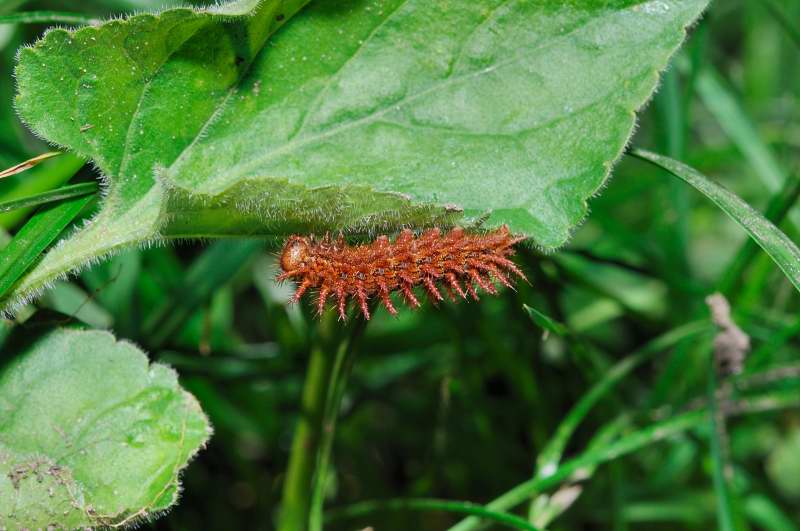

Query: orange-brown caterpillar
[277,226,527,320]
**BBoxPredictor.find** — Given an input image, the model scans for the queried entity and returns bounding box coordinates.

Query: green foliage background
[1,0,800,530]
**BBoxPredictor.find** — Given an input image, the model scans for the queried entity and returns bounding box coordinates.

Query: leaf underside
[7,0,709,311]
[0,328,211,529]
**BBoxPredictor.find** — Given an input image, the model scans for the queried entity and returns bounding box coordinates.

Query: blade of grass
[621,496,711,525]
[0,153,86,228]
[0,182,97,214]
[653,65,692,291]
[737,253,787,310]
[0,0,29,16]
[528,416,631,529]
[523,325,710,529]
[80,250,142,338]
[630,149,800,294]
[0,151,61,179]
[708,365,738,531]
[719,176,800,296]
[695,68,790,197]
[141,239,262,349]
[0,11,97,25]
[535,321,712,478]
[744,494,799,531]
[524,304,569,337]
[40,280,112,329]
[748,319,800,369]
[762,0,800,49]
[735,362,800,392]
[326,498,541,531]
[0,193,94,300]
[449,409,708,531]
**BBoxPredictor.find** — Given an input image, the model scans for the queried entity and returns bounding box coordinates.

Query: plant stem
[278,308,369,531]
[309,311,369,531]
[278,311,337,531]
[708,364,737,531]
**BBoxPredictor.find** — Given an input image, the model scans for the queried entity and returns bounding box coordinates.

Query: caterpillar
[277,226,527,320]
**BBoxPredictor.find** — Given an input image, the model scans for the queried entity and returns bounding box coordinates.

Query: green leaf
[524,304,569,337]
[0,193,94,301]
[0,327,211,529]
[631,149,800,295]
[8,0,709,311]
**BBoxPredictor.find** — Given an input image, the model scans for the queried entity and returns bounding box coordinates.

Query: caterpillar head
[280,235,311,273]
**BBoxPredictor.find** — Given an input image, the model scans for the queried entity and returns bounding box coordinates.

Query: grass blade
[653,65,692,285]
[449,410,708,531]
[141,240,262,348]
[719,176,800,295]
[0,11,97,25]
[744,494,799,531]
[708,366,738,531]
[0,182,97,214]
[535,322,711,477]
[0,194,94,300]
[327,498,541,531]
[0,151,61,179]
[0,153,86,229]
[524,304,569,337]
[762,0,800,49]
[631,149,800,294]
[455,324,710,531]
[695,68,789,195]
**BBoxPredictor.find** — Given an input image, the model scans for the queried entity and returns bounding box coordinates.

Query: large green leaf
[7,0,709,311]
[0,328,211,529]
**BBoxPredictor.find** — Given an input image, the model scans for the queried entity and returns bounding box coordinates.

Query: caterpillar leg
[469,269,496,295]
[423,277,443,303]
[356,285,370,320]
[317,286,330,316]
[291,278,313,303]
[465,281,480,301]
[335,284,348,321]
[378,282,398,316]
[400,282,420,308]
[446,272,467,299]
[489,255,528,283]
